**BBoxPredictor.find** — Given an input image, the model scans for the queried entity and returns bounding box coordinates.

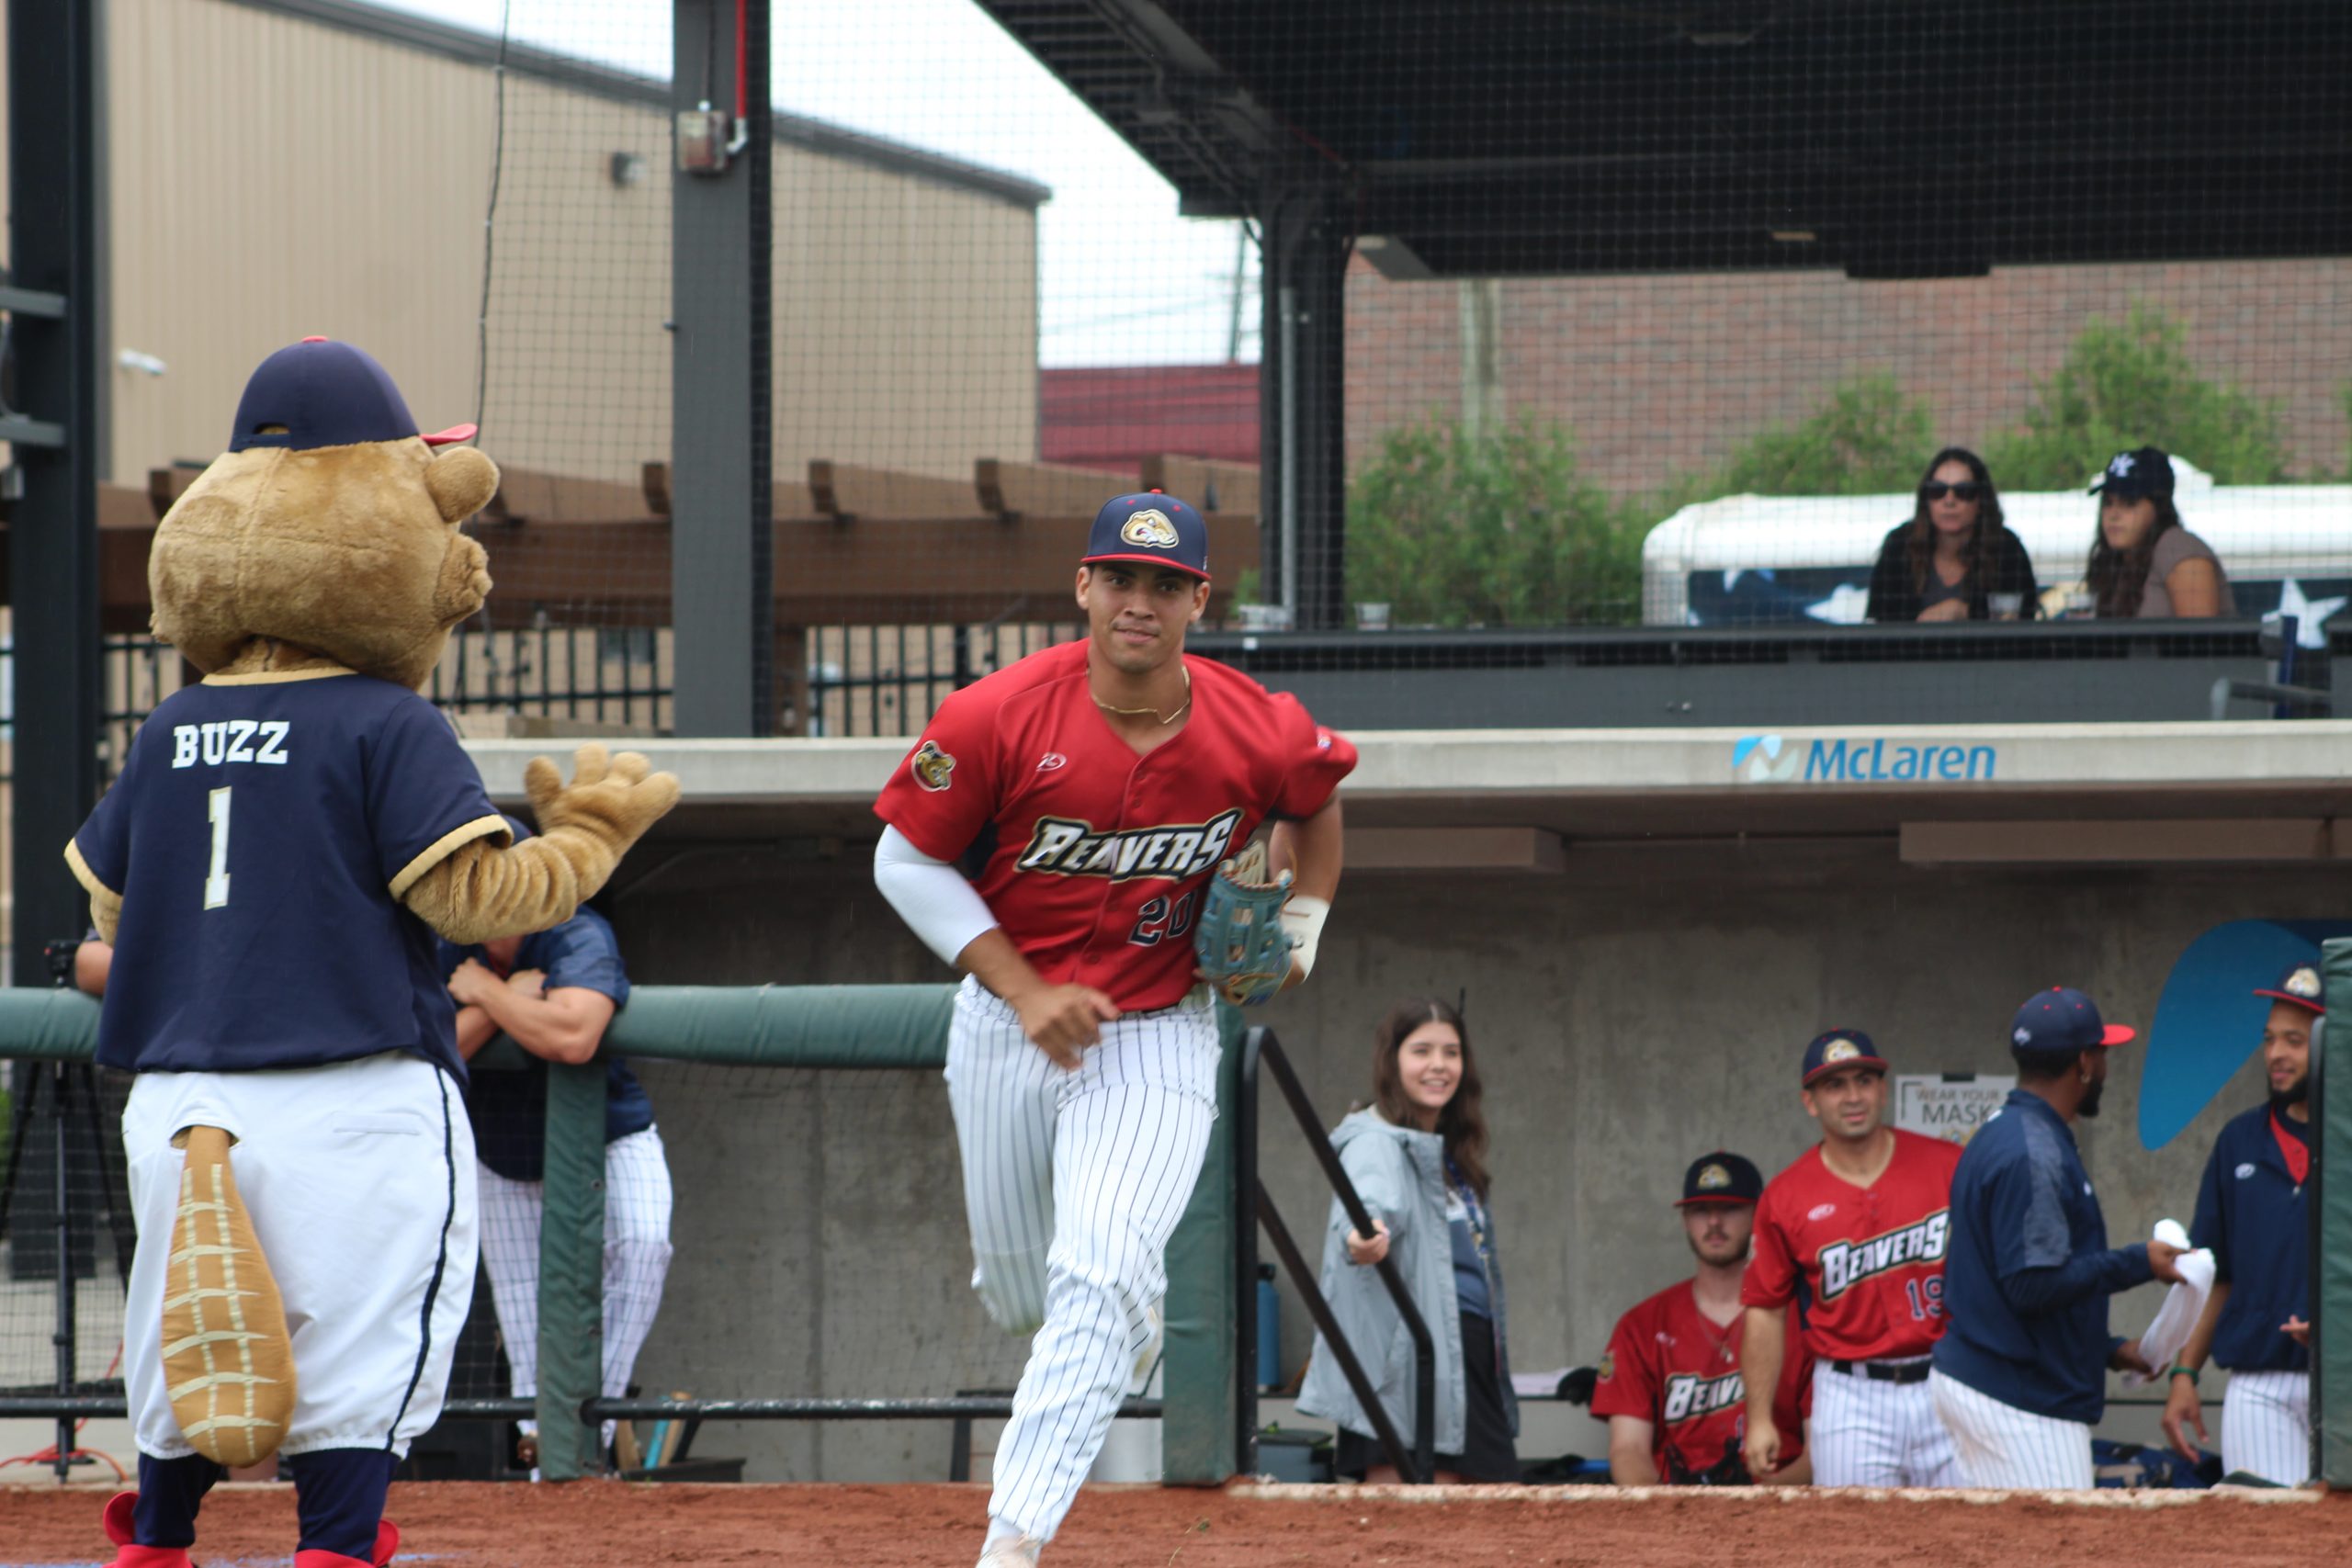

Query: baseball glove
[1193,840,1296,1007]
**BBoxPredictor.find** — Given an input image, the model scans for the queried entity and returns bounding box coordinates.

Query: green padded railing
[0,985,1242,1483]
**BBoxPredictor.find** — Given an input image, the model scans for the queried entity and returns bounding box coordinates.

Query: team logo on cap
[1121,508,1181,549]
[1822,1038,1862,1065]
[910,739,956,793]
[2285,965,2322,998]
[2012,1026,2033,1046]
[2109,453,2136,478]
[1697,1163,1731,1190]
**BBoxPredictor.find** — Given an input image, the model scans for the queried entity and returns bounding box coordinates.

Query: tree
[1346,417,1642,627]
[1985,302,2291,489]
[1706,372,1939,497]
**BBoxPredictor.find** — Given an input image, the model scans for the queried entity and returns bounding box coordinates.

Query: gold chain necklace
[1092,661,1192,726]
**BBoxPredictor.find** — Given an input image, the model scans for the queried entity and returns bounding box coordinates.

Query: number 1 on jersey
[204,786,232,908]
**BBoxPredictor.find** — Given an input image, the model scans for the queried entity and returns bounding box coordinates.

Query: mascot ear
[424,446,500,525]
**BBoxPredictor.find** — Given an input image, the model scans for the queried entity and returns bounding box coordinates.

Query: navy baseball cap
[1802,1030,1887,1087]
[2088,447,2175,501]
[1677,1151,1763,1207]
[2255,961,2324,1015]
[1081,491,1210,581]
[227,337,478,454]
[2010,987,2135,1054]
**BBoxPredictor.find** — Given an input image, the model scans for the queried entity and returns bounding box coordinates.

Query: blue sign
[2139,919,2352,1150]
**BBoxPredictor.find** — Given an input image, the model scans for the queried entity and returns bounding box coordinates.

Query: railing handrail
[1242,1027,1436,1483]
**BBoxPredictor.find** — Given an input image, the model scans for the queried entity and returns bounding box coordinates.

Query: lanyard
[2271,1110,2310,1188]
[1445,1155,1490,1261]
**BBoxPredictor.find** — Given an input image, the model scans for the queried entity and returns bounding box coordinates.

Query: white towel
[2124,1218,2215,1386]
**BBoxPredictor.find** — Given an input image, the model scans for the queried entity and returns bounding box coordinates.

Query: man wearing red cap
[2160,962,2320,1483]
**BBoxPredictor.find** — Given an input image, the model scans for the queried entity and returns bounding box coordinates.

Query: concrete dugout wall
[599,840,2327,1479]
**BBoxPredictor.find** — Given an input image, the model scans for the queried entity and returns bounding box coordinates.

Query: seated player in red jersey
[1593,1152,1813,1485]
[1741,1032,1964,1487]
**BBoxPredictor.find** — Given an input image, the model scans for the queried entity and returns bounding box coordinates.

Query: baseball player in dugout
[437,817,673,1478]
[871,491,1355,1568]
[1741,1032,1966,1487]
[2160,962,2319,1484]
[1593,1153,1814,1486]
[1930,987,2187,1489]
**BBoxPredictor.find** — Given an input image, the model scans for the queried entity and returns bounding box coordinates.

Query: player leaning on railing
[872,491,1352,1568]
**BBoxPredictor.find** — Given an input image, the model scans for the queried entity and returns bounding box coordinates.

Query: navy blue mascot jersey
[68,669,506,1077]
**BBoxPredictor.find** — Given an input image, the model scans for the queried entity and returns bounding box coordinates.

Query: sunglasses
[1920,481,1984,502]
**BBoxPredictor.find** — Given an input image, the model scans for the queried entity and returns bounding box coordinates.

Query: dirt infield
[3,1481,2347,1567]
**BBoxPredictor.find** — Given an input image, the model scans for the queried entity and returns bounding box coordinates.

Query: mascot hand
[525,742,682,859]
[402,744,679,946]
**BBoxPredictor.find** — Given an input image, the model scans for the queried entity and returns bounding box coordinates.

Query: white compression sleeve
[873,825,1000,969]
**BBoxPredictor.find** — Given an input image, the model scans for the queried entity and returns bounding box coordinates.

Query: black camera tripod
[0,939,138,1480]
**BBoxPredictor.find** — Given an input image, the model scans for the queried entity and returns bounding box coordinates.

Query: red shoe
[100,1491,193,1568]
[293,1519,401,1568]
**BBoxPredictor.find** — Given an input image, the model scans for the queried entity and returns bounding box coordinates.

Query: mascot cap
[228,337,478,453]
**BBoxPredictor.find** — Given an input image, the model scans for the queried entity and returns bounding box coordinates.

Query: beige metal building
[17,0,1046,488]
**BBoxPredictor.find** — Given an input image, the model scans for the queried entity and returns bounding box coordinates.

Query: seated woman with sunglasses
[1864,448,2039,624]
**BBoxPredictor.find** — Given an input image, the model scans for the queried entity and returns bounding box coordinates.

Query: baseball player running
[1742,1032,1964,1487]
[1930,987,2186,1488]
[1594,1152,1814,1485]
[873,491,1353,1568]
[2160,962,2319,1483]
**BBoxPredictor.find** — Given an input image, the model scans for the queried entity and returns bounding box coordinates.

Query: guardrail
[1240,1027,1435,1483]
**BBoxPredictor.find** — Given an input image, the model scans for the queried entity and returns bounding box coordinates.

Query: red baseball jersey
[1592,1282,1814,1483]
[1741,1130,1963,1361]
[875,639,1354,1012]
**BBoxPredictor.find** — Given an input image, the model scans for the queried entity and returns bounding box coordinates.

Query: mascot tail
[161,1126,297,1467]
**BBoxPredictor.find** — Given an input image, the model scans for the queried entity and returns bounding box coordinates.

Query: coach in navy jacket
[1928,987,2186,1488]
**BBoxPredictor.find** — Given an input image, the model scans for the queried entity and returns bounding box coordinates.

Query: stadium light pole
[6,0,106,987]
[670,0,774,738]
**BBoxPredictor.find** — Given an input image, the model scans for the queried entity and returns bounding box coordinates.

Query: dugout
[422,728,2352,1483]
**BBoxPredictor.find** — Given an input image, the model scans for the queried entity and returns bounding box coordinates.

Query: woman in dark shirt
[1865,448,2039,623]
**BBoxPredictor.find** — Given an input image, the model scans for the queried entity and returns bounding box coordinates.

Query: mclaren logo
[910,739,956,792]
[1121,508,1181,548]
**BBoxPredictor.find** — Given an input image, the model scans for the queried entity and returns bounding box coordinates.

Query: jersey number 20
[1128,888,1202,947]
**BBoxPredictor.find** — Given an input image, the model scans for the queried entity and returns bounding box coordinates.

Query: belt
[1828,1358,1932,1385]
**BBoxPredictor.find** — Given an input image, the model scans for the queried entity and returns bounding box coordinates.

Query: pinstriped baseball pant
[1808,1359,1963,1486]
[477,1125,674,1452]
[945,976,1219,1542]
[1928,1368,2094,1488]
[2221,1370,2310,1484]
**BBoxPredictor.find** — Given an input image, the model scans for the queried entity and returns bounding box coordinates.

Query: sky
[385,0,1260,367]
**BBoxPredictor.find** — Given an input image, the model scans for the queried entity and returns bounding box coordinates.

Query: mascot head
[148,337,500,691]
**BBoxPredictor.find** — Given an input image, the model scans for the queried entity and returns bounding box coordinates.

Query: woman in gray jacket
[1296,998,1519,1483]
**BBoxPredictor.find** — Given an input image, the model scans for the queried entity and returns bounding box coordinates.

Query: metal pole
[1277,283,1298,623]
[6,0,105,989]
[51,1066,77,1479]
[670,0,774,737]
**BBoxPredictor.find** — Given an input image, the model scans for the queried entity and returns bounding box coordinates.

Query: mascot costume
[64,338,681,1566]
